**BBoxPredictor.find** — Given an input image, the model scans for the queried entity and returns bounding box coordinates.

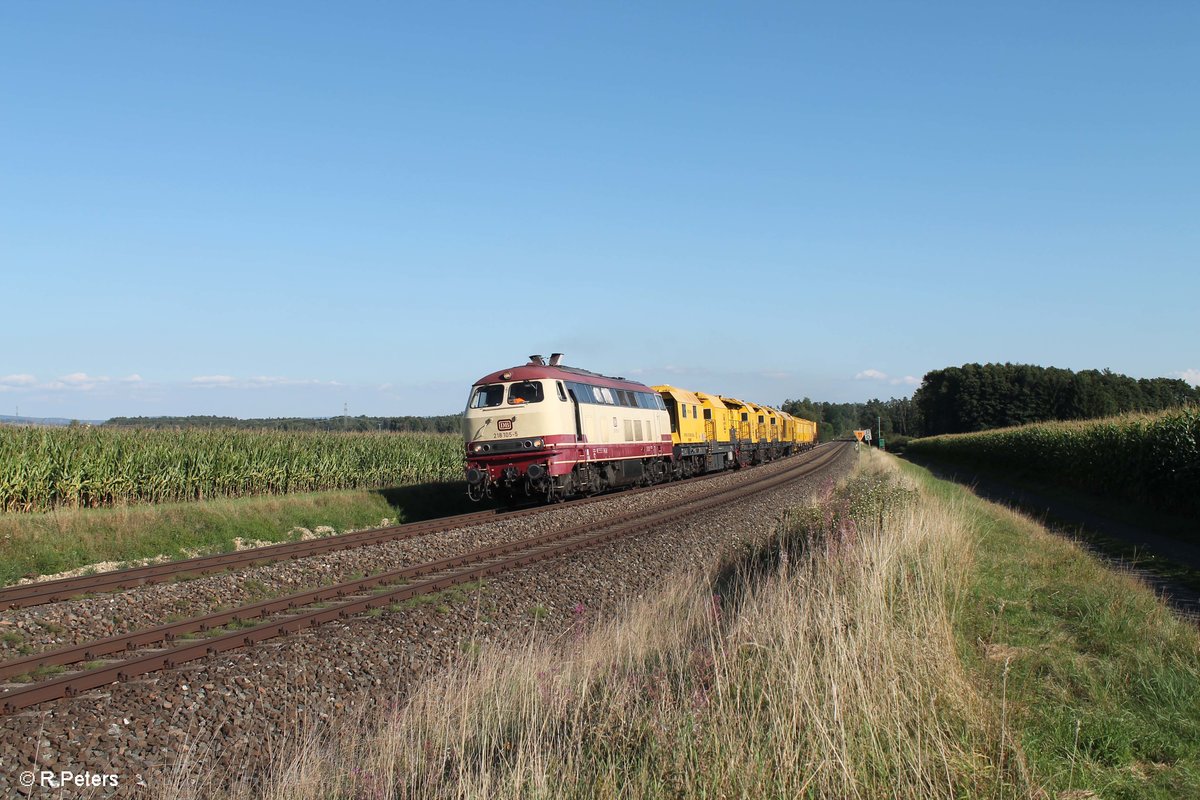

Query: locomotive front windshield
[469,384,505,408]
[469,381,546,408]
[507,381,544,404]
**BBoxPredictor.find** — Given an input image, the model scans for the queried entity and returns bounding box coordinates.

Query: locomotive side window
[469,384,505,408]
[557,381,567,401]
[741,412,748,421]
[566,381,594,404]
[507,381,544,405]
[703,409,712,420]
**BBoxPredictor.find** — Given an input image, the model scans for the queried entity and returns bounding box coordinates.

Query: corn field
[0,426,464,513]
[906,407,1200,518]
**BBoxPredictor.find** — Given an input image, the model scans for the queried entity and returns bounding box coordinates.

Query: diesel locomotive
[463,354,817,503]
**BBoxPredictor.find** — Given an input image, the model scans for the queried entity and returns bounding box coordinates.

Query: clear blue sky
[3,2,1197,419]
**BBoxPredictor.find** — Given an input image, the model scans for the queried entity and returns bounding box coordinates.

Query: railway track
[0,450,814,611]
[0,443,844,715]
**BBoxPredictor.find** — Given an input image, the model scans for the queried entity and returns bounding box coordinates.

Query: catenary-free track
[0,444,844,714]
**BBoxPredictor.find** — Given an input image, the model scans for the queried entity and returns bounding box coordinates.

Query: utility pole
[877,414,882,448]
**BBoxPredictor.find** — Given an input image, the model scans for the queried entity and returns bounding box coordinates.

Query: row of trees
[784,364,1198,443]
[913,364,1198,436]
[104,414,463,434]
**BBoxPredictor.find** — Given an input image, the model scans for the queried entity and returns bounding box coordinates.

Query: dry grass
[160,452,1028,799]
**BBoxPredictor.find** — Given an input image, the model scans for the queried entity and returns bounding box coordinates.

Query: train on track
[463,354,817,503]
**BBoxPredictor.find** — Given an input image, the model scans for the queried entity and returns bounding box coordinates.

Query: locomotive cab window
[741,412,748,421]
[556,381,567,401]
[703,409,712,420]
[507,381,544,405]
[469,384,504,408]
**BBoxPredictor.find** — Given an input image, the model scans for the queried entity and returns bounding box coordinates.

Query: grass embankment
[0,481,480,586]
[904,458,1200,799]
[157,451,1200,799]
[906,407,1200,520]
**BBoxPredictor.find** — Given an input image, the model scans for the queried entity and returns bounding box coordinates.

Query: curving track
[0,443,845,715]
[0,453,808,611]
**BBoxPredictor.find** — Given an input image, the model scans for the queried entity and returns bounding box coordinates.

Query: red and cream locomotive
[463,354,674,502]
[463,354,817,503]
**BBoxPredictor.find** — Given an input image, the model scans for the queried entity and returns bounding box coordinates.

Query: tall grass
[163,453,1027,799]
[0,427,463,512]
[906,407,1200,518]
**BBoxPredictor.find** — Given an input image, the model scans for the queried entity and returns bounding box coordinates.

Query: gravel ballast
[0,445,853,797]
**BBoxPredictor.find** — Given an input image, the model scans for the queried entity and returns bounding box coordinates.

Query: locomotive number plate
[497,419,513,431]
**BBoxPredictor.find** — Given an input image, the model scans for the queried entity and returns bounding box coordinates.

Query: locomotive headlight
[471,443,483,453]
[533,438,544,448]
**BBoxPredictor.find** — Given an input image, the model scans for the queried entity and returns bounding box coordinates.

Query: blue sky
[3,2,1197,419]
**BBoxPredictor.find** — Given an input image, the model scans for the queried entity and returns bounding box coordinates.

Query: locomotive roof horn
[527,355,545,366]
[549,353,563,366]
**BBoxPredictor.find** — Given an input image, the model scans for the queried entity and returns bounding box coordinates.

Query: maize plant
[0,427,464,513]
[906,408,1200,518]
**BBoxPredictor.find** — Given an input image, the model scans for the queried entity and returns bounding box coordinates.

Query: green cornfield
[0,426,464,513]
[906,407,1200,518]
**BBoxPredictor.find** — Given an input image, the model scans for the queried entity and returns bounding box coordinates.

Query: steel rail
[0,448,810,609]
[0,444,844,715]
[0,445,839,682]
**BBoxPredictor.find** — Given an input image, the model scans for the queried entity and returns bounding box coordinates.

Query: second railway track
[1,443,844,715]
[0,451,812,611]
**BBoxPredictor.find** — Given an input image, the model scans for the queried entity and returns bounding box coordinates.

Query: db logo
[497,419,513,431]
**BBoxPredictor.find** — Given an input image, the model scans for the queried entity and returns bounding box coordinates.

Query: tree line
[784,363,1198,444]
[104,414,463,434]
[914,364,1198,435]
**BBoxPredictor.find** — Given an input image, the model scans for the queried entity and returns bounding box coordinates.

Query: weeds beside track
[194,449,1200,800]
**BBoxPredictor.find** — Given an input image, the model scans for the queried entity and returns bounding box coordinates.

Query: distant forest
[784,363,1199,444]
[104,414,462,434]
